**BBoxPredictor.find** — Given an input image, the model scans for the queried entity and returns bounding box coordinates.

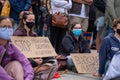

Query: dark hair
[22,11,33,21]
[113,18,120,28]
[70,22,82,32]
[19,11,34,27]
[0,16,14,26]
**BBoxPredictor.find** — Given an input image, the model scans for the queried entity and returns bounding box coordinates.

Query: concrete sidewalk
[53,71,102,80]
[53,50,101,80]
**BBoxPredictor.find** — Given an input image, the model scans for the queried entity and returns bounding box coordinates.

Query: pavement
[53,71,102,80]
[53,50,102,80]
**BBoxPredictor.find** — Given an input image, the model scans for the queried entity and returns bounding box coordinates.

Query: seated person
[93,18,120,77]
[13,11,58,80]
[104,51,120,80]
[59,22,91,70]
[0,16,34,80]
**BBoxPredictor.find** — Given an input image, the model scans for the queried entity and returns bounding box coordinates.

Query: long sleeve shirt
[50,0,72,14]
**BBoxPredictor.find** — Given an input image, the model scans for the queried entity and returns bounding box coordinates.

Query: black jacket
[59,33,91,56]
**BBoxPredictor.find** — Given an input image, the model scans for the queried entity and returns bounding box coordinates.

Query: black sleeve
[28,58,38,67]
[81,38,91,53]
[62,36,78,53]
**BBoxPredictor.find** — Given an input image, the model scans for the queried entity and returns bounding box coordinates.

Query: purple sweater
[0,41,34,80]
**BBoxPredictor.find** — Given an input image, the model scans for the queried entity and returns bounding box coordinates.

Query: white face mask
[0,27,13,40]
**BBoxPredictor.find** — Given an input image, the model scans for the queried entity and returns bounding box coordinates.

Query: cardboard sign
[71,53,98,73]
[11,36,57,58]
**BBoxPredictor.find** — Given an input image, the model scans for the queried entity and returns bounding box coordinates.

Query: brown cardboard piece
[73,0,93,5]
[71,53,98,73]
[11,36,57,58]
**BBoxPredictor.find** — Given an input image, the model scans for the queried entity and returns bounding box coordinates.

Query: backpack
[1,0,11,16]
[94,0,106,13]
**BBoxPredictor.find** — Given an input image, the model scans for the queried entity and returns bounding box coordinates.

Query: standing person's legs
[4,61,24,80]
[49,26,59,51]
[96,31,101,52]
[55,28,67,54]
[69,16,82,30]
[81,18,88,32]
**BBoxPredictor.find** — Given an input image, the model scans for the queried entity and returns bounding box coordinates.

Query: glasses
[0,25,13,31]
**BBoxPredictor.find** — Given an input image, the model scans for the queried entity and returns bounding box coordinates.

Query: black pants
[50,26,67,54]
[46,14,67,53]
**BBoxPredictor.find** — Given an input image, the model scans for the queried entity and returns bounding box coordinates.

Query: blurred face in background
[24,14,35,29]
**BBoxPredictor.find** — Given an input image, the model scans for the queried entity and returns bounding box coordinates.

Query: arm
[0,66,13,80]
[81,38,91,53]
[98,38,110,74]
[62,36,78,53]
[61,0,72,9]
[23,0,31,11]
[52,0,72,9]
[106,0,116,20]
[11,44,34,80]
[0,45,13,79]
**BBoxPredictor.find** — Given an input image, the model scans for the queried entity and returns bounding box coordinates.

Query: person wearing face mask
[59,22,91,70]
[14,11,36,36]
[93,18,120,78]
[0,16,34,80]
[14,11,58,80]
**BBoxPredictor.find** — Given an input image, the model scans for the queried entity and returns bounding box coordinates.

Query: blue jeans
[67,56,74,70]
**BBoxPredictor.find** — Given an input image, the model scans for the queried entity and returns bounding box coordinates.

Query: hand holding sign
[11,36,57,58]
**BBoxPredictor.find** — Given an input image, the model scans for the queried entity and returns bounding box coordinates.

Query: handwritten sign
[71,53,98,73]
[11,36,57,58]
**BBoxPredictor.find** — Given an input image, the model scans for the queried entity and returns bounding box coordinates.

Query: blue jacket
[9,0,31,23]
[99,33,120,74]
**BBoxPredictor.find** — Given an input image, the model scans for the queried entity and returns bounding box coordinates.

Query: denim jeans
[67,56,74,70]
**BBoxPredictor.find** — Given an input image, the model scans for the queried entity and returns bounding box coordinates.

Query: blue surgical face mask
[72,29,82,37]
[0,27,13,40]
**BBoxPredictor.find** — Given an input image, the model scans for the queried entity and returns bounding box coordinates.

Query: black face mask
[26,22,35,29]
[117,29,120,35]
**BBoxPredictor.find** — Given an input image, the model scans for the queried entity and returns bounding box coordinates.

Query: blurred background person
[9,0,31,31]
[93,18,120,77]
[49,0,72,54]
[14,11,58,80]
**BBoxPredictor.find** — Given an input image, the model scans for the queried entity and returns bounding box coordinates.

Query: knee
[5,60,24,72]
[10,61,22,68]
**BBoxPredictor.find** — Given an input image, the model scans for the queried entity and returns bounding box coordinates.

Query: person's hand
[55,55,62,59]
[93,73,102,77]
[33,57,43,64]
[19,11,24,19]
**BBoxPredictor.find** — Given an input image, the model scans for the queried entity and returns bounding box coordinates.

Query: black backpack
[94,0,106,13]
